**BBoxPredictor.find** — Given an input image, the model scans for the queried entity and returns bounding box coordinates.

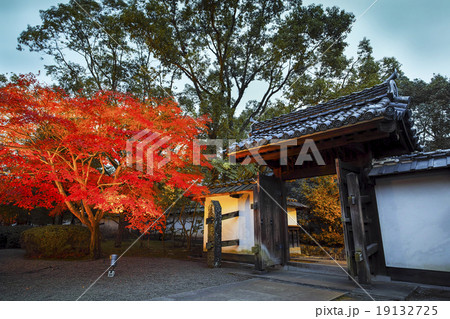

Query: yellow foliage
[302,175,343,246]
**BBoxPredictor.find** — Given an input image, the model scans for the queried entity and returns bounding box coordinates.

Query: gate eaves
[229,72,421,180]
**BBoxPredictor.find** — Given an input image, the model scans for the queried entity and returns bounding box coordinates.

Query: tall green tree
[17,0,173,98]
[399,74,450,150]
[296,176,343,247]
[125,0,354,139]
[0,74,7,86]
[285,38,403,110]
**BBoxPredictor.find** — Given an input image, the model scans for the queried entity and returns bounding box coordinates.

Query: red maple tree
[0,76,209,258]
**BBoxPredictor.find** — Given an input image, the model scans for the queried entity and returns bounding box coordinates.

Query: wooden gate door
[254,174,289,270]
[336,159,384,284]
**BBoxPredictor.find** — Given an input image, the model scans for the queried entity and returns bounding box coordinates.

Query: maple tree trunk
[89,223,102,259]
[114,213,125,248]
[186,234,191,251]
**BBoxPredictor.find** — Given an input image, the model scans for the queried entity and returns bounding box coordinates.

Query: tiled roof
[230,73,420,152]
[208,180,255,195]
[369,149,450,177]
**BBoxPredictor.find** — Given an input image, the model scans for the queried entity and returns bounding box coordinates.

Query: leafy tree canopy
[0,76,208,257]
[17,0,173,99]
[399,74,450,150]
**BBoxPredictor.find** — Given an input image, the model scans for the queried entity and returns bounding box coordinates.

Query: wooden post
[213,200,222,267]
[206,204,214,267]
[253,184,263,271]
[207,200,222,268]
[280,181,289,265]
[347,173,371,284]
[335,159,357,277]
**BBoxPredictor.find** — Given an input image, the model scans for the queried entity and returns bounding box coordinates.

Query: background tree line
[8,0,447,148]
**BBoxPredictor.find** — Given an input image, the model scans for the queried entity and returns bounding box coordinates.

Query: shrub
[21,225,90,258]
[0,225,33,249]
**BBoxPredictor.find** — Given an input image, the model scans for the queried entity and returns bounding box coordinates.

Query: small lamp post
[108,254,118,277]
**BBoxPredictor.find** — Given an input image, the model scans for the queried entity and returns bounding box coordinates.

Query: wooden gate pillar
[347,173,371,284]
[207,200,222,268]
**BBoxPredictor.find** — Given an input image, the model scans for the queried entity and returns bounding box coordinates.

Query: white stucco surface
[374,170,450,272]
[203,191,254,253]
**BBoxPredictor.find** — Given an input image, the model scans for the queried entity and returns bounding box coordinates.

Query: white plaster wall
[203,191,254,254]
[375,170,450,272]
[287,207,297,226]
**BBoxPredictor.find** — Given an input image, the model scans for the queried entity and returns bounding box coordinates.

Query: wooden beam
[206,210,239,224]
[206,239,240,249]
[343,142,367,155]
[221,253,254,264]
[222,211,239,221]
[253,128,389,163]
[378,120,397,133]
[343,217,372,224]
[282,163,336,180]
[203,190,253,198]
[366,243,378,257]
[221,239,239,247]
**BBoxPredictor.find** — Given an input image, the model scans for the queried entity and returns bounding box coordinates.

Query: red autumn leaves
[0,76,209,256]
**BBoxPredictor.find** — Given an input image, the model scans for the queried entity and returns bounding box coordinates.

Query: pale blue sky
[1,0,449,84]
[302,0,450,81]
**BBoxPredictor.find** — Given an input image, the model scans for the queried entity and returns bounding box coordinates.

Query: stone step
[286,260,347,276]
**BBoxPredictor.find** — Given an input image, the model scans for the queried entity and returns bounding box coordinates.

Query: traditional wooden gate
[336,159,386,283]
[253,174,289,270]
[229,74,419,282]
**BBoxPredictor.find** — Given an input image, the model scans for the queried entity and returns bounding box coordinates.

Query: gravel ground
[0,249,252,301]
[406,287,450,301]
[2,249,448,301]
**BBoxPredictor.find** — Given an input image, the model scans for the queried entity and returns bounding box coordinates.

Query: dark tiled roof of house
[230,73,421,152]
[369,149,450,177]
[208,180,255,195]
[287,197,309,209]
